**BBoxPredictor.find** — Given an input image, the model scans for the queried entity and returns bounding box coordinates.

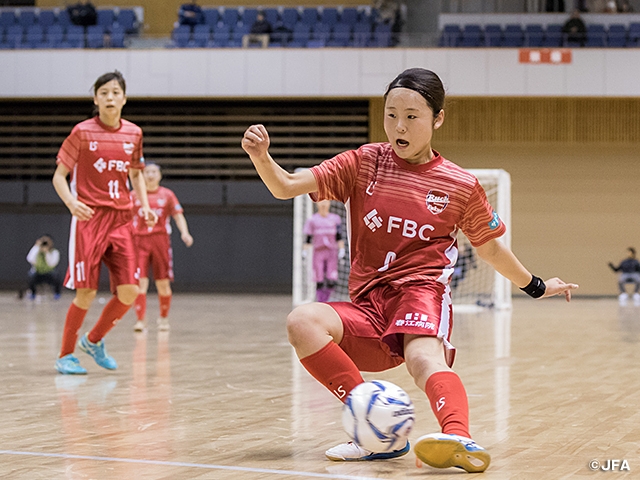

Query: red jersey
[56,116,145,211]
[131,186,183,236]
[310,143,506,300]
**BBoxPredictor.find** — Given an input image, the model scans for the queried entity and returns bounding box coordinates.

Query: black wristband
[520,275,546,299]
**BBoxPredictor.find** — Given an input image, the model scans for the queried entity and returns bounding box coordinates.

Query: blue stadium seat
[211,23,231,47]
[191,24,210,47]
[222,8,239,27]
[270,26,290,47]
[57,9,71,27]
[0,27,7,49]
[351,22,371,47]
[586,24,606,47]
[44,24,64,48]
[321,7,338,26]
[312,22,331,42]
[501,24,523,47]
[203,8,219,26]
[341,8,359,26]
[86,25,105,48]
[242,8,258,28]
[18,10,36,28]
[97,9,115,28]
[25,24,43,48]
[172,24,191,48]
[0,11,16,28]
[369,22,391,47]
[5,24,24,48]
[289,22,311,47]
[525,24,544,47]
[328,22,350,47]
[116,9,138,33]
[109,24,125,48]
[628,22,640,46]
[607,24,626,47]
[440,24,461,47]
[65,25,84,48]
[301,8,318,26]
[306,39,325,48]
[37,10,56,28]
[230,23,250,47]
[281,8,298,29]
[461,24,482,47]
[263,8,279,27]
[484,24,502,47]
[542,24,562,47]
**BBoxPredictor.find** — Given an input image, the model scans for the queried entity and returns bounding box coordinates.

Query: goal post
[292,169,512,310]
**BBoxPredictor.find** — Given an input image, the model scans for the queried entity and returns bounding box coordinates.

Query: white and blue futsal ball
[342,380,415,452]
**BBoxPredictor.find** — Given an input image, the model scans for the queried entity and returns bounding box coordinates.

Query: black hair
[93,70,126,96]
[144,162,161,171]
[629,247,636,257]
[384,68,445,117]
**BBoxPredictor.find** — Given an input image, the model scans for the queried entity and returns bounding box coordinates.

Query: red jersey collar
[94,115,123,132]
[390,148,443,172]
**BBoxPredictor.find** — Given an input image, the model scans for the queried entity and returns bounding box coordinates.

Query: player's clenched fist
[242,124,270,158]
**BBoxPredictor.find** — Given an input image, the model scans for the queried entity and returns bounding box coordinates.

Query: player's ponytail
[384,68,445,118]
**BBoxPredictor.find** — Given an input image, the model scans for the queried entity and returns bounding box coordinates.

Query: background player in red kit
[52,71,157,375]
[242,68,578,473]
[131,162,194,332]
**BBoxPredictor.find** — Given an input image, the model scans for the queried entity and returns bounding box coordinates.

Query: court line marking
[0,450,384,480]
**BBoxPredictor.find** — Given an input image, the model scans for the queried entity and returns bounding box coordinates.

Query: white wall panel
[1,48,640,98]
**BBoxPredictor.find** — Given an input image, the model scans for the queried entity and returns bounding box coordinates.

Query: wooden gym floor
[0,292,637,479]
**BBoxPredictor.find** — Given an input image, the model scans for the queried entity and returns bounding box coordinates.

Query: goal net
[292,169,511,310]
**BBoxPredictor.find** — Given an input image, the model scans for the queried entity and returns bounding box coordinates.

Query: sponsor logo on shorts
[395,312,435,330]
[426,190,449,215]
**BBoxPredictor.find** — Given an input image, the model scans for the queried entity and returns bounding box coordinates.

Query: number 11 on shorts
[76,261,86,282]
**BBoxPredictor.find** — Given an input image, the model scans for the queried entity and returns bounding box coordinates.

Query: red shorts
[135,233,174,281]
[330,280,455,373]
[64,208,137,293]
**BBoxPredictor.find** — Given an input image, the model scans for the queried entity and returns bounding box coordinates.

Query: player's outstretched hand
[69,199,94,221]
[541,277,579,302]
[182,232,194,247]
[242,124,270,159]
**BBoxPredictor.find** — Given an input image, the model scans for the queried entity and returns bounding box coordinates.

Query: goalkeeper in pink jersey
[303,200,345,302]
[242,68,578,473]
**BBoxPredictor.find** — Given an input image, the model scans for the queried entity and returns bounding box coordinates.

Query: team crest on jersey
[426,190,449,215]
[123,142,135,155]
[157,198,166,207]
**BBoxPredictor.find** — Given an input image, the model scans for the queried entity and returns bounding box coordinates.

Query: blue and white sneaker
[414,433,490,473]
[325,441,410,461]
[78,333,118,370]
[55,354,87,375]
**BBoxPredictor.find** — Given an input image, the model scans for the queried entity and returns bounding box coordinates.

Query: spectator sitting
[619,0,634,12]
[605,0,618,12]
[67,0,97,27]
[242,11,272,48]
[562,9,587,46]
[179,0,205,26]
[25,235,62,300]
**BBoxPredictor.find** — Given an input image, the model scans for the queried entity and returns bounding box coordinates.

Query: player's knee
[75,289,97,309]
[286,305,320,346]
[117,285,139,305]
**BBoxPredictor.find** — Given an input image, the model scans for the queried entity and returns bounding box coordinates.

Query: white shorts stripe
[65,216,77,290]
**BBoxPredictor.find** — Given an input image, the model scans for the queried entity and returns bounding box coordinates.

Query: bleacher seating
[440,21,640,48]
[0,6,140,49]
[169,5,394,48]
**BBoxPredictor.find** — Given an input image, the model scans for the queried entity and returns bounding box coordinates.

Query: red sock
[60,303,88,357]
[134,293,147,321]
[299,341,364,402]
[159,294,171,318]
[88,297,131,343]
[425,371,470,438]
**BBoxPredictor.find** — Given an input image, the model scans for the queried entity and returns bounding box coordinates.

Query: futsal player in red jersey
[52,71,157,375]
[131,162,193,332]
[242,68,578,473]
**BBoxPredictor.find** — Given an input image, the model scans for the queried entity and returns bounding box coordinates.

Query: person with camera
[26,235,62,300]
